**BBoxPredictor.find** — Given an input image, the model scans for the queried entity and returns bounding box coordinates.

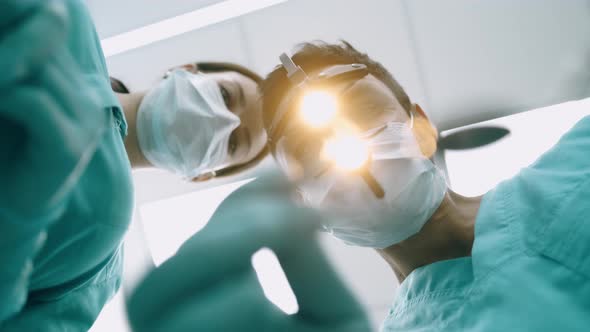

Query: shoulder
[64,1,128,136]
[507,114,590,279]
[512,114,590,222]
[472,114,590,279]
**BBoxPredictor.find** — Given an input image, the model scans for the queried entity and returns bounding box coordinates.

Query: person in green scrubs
[261,42,590,331]
[126,41,590,331]
[0,1,268,330]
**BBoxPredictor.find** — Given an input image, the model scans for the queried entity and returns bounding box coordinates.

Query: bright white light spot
[140,178,255,266]
[300,91,338,127]
[323,135,370,171]
[251,248,299,315]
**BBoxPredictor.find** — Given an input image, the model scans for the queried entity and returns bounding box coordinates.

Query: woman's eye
[219,85,231,108]
[228,130,238,155]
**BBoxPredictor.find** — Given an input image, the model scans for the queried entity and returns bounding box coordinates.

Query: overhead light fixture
[101,0,287,57]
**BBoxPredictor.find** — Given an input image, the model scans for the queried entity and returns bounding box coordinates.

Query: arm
[127,172,372,332]
[513,112,590,279]
[0,1,110,322]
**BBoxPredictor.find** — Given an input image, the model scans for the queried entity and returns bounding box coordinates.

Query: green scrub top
[382,114,590,331]
[0,1,133,330]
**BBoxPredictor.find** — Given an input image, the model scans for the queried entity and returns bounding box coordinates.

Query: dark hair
[195,61,262,85]
[261,40,412,132]
[111,62,268,179]
[110,76,130,94]
[110,62,262,94]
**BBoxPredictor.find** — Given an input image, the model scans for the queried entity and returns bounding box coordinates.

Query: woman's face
[176,64,267,175]
[204,71,267,169]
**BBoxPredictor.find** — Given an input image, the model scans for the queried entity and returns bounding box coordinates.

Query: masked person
[114,61,268,181]
[261,41,590,331]
[0,1,266,330]
[127,41,590,332]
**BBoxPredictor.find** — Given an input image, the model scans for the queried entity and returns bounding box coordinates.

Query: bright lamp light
[299,91,338,127]
[322,134,370,171]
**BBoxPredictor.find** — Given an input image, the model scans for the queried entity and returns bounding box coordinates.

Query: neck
[117,92,152,169]
[377,190,481,283]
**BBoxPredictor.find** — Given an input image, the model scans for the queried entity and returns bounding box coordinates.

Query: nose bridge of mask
[181,71,240,177]
[185,71,240,123]
[275,117,419,174]
[366,121,423,161]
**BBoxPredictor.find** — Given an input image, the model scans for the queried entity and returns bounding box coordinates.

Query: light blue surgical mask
[297,118,447,248]
[136,70,240,179]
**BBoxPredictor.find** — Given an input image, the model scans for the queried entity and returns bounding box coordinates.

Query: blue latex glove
[127,171,372,332]
[0,1,108,221]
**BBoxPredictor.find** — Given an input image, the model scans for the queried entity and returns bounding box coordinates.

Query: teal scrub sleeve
[0,0,110,219]
[127,172,371,332]
[516,114,590,278]
[0,1,67,87]
[0,0,110,323]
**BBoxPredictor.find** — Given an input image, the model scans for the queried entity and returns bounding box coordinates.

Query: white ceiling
[86,0,222,38]
[407,0,590,130]
[94,0,590,130]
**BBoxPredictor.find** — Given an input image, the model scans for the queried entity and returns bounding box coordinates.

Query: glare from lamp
[323,134,370,171]
[300,91,338,127]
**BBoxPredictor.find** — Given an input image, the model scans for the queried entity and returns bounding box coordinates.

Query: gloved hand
[0,0,108,220]
[127,171,372,332]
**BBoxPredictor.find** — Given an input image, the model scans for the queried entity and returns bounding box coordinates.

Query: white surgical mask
[295,118,447,248]
[136,70,240,179]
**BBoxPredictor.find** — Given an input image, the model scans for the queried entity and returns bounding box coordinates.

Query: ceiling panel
[90,0,427,107]
[239,0,428,106]
[86,0,222,38]
[103,18,246,92]
[407,0,590,130]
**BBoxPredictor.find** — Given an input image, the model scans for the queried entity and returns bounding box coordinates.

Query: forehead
[202,71,257,87]
[206,70,267,164]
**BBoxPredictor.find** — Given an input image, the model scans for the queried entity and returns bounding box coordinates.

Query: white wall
[407,0,590,130]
